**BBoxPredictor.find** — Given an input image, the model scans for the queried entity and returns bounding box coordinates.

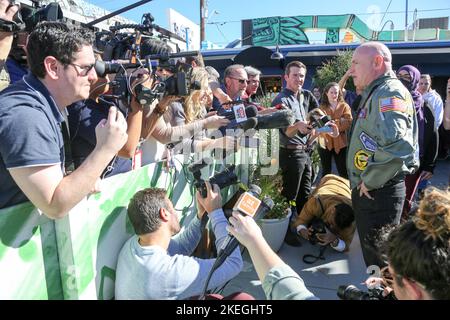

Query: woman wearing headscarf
[396,65,438,218]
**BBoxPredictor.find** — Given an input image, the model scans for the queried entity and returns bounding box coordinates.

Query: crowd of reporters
[0,1,449,301]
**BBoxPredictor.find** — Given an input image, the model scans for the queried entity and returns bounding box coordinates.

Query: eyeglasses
[229,76,248,84]
[248,79,260,85]
[69,62,96,77]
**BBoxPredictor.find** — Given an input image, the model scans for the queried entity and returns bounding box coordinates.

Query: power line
[214,23,229,43]
[378,0,393,30]
[206,7,450,25]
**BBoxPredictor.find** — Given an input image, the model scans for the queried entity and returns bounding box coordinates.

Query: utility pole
[404,0,409,41]
[200,0,206,48]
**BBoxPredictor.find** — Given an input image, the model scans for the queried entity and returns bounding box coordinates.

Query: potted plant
[250,166,292,252]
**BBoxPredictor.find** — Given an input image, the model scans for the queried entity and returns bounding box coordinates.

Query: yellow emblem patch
[354,150,371,171]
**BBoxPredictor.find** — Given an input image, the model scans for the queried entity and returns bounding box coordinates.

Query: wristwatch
[331,238,339,247]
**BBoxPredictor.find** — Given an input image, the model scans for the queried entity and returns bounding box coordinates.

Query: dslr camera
[308,108,332,133]
[308,218,327,245]
[337,284,395,300]
[188,158,238,198]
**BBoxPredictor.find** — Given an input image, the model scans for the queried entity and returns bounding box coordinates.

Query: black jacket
[421,101,439,173]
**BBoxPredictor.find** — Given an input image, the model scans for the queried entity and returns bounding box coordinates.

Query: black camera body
[308,218,327,245]
[134,58,201,106]
[1,1,64,33]
[95,54,200,107]
[188,159,238,198]
[4,1,64,67]
[310,114,331,129]
[337,285,394,300]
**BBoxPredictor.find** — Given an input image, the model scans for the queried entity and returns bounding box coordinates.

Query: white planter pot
[258,209,292,253]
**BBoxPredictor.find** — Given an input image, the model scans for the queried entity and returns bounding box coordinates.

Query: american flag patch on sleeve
[379,97,407,113]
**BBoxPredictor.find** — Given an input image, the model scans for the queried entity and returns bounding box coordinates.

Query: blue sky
[88,0,450,46]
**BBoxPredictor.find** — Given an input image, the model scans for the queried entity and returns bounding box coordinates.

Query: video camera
[99,12,178,61]
[94,51,201,107]
[337,284,395,300]
[188,158,238,198]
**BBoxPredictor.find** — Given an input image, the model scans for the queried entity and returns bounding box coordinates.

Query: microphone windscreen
[245,105,258,118]
[255,110,295,130]
[237,117,258,131]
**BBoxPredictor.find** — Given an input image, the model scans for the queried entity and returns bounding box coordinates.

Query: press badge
[233,103,247,123]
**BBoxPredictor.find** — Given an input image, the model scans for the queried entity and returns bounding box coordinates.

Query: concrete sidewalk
[222,231,367,300]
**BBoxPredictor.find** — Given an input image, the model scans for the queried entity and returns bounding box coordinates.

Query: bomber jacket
[346,72,419,190]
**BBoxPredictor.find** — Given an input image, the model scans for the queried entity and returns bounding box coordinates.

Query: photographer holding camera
[0,22,127,214]
[292,174,355,252]
[115,181,245,300]
[272,61,338,246]
[67,52,156,178]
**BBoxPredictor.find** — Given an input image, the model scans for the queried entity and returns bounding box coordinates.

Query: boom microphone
[254,109,295,130]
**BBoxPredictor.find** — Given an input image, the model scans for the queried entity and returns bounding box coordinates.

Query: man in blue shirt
[0,22,128,215]
[271,61,320,245]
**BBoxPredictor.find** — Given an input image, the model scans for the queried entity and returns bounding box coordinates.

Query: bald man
[347,42,419,269]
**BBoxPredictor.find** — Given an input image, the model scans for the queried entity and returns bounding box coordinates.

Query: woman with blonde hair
[140,66,234,165]
[317,82,353,179]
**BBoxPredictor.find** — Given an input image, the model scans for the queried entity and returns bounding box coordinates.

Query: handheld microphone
[216,196,275,266]
[220,105,258,121]
[230,117,258,131]
[220,105,258,135]
[254,109,295,130]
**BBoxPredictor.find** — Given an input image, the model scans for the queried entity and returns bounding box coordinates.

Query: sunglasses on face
[69,62,96,77]
[229,76,248,84]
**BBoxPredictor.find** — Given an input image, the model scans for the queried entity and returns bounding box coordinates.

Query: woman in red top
[317,82,353,179]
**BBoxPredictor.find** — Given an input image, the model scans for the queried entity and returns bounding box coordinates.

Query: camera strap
[302,196,327,264]
[302,245,327,264]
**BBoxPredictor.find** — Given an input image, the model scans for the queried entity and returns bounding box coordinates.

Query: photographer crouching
[292,174,356,255]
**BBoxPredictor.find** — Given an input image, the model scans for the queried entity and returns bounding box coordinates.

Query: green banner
[0,152,251,299]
